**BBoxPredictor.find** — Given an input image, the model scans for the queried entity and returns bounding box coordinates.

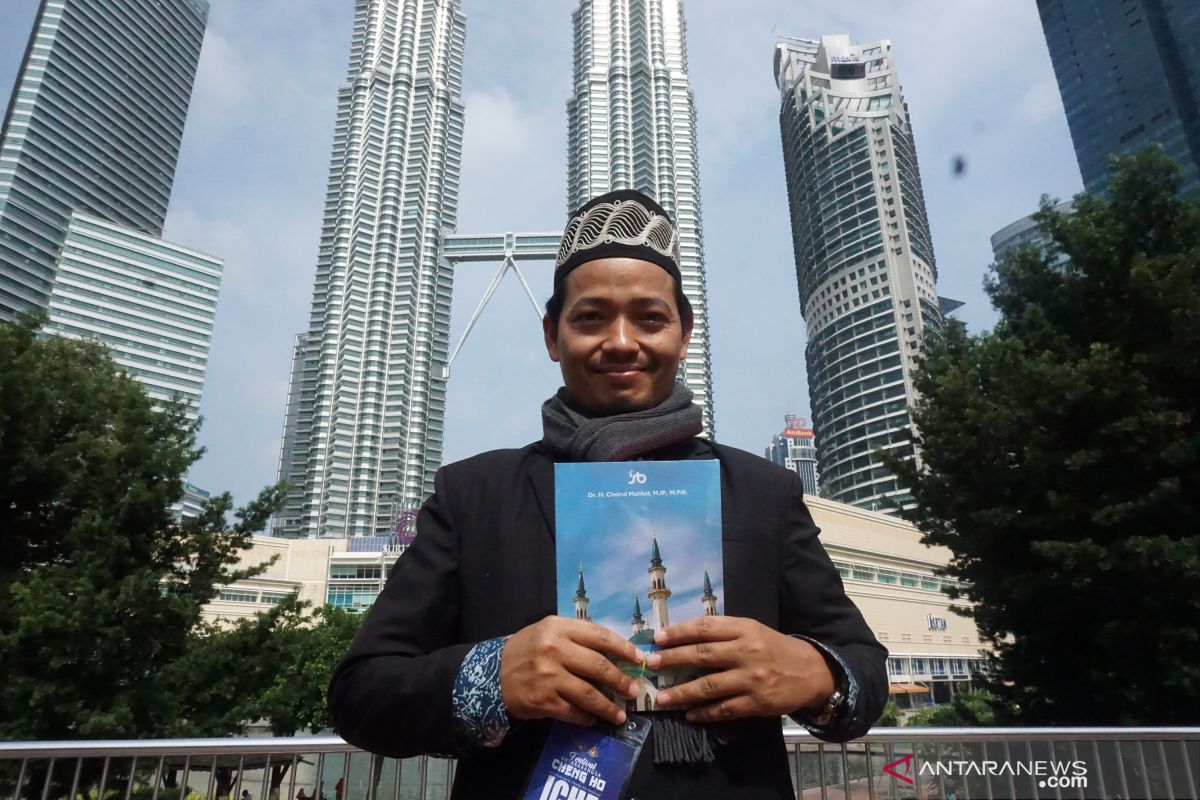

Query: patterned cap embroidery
[556,199,680,268]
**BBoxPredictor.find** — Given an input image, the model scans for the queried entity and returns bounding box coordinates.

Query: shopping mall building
[204,495,988,708]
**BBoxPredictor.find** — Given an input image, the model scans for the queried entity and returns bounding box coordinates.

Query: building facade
[276,0,467,537]
[567,0,714,434]
[1038,0,1200,197]
[0,0,209,319]
[990,200,1075,263]
[775,34,942,512]
[207,495,988,705]
[44,211,221,419]
[765,414,820,496]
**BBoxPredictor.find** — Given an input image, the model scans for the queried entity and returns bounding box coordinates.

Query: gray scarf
[540,382,722,764]
[539,382,703,462]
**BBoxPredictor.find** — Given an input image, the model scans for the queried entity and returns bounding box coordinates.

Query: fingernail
[616,710,627,724]
[653,630,666,644]
[626,683,638,699]
[684,710,697,723]
[657,691,671,706]
[646,653,661,669]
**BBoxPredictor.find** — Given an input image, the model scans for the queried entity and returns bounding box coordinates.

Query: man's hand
[500,616,642,727]
[646,616,836,723]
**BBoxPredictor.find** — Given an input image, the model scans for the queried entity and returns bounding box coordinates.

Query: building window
[218,590,258,603]
[931,659,947,675]
[888,658,907,676]
[852,565,876,581]
[911,658,926,675]
[327,582,382,609]
[260,591,293,605]
[330,564,383,580]
[876,569,898,585]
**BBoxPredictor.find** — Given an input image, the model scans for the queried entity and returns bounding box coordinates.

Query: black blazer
[329,438,888,799]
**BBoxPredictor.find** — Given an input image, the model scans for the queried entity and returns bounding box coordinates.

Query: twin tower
[273,0,713,538]
[275,1,941,537]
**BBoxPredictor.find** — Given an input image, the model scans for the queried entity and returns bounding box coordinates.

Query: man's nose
[603,317,638,353]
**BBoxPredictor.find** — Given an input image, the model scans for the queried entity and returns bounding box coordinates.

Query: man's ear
[543,314,560,362]
[678,320,693,361]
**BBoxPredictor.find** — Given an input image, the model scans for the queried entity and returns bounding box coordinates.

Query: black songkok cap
[554,189,682,287]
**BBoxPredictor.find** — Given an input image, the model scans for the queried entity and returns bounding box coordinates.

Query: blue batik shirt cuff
[452,636,512,750]
[788,635,860,736]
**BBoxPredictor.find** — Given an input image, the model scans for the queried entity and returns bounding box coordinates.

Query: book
[554,459,723,712]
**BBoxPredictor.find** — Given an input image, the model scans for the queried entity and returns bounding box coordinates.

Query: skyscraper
[566,0,714,434]
[990,201,1074,263]
[44,211,221,419]
[276,0,467,538]
[765,415,820,496]
[775,34,941,511]
[0,0,210,318]
[1037,0,1200,196]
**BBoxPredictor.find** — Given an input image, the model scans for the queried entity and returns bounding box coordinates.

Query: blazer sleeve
[328,467,475,758]
[778,473,889,741]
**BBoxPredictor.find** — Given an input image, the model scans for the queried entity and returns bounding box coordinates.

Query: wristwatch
[810,686,845,727]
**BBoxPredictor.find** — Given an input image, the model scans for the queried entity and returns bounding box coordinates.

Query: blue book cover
[554,459,723,712]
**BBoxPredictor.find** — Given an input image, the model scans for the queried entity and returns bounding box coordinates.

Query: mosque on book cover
[574,536,720,712]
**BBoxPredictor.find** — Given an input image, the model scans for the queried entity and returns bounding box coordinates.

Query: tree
[905,690,999,728]
[0,316,286,740]
[887,147,1200,724]
[167,601,362,737]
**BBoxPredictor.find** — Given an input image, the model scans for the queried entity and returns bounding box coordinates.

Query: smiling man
[329,190,888,799]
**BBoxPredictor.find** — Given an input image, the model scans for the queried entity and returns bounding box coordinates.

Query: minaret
[701,569,718,616]
[631,596,646,634]
[647,536,671,630]
[574,564,591,621]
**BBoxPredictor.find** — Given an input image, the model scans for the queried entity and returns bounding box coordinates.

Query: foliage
[905,690,1000,728]
[874,699,902,727]
[0,316,286,740]
[167,600,362,736]
[887,147,1200,724]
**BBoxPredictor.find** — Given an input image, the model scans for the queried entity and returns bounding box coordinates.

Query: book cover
[554,459,723,712]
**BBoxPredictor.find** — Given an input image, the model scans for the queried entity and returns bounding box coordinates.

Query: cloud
[1018,79,1067,127]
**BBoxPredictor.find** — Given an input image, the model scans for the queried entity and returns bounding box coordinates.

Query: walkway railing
[2,727,1197,800]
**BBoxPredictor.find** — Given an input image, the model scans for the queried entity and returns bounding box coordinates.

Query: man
[329,189,888,798]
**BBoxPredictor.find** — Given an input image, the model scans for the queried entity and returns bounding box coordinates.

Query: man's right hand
[500,616,641,727]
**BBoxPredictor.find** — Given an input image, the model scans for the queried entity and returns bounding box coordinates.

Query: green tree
[0,316,286,740]
[905,690,999,728]
[167,600,362,737]
[887,147,1200,724]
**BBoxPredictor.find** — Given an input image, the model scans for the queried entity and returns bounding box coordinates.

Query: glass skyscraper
[566,0,714,435]
[1038,0,1200,196]
[775,34,941,512]
[276,0,467,538]
[765,415,820,496]
[0,0,210,319]
[45,211,221,419]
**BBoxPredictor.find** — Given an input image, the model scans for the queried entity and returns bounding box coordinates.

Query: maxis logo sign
[882,755,1089,790]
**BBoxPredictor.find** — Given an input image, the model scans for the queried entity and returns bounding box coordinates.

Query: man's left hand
[646,616,836,723]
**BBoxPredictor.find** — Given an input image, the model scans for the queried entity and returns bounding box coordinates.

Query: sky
[0,0,1083,511]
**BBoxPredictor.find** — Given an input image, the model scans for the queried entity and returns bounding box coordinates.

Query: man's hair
[544,276,694,331]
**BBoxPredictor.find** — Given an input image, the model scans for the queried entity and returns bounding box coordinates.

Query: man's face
[543,257,691,416]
